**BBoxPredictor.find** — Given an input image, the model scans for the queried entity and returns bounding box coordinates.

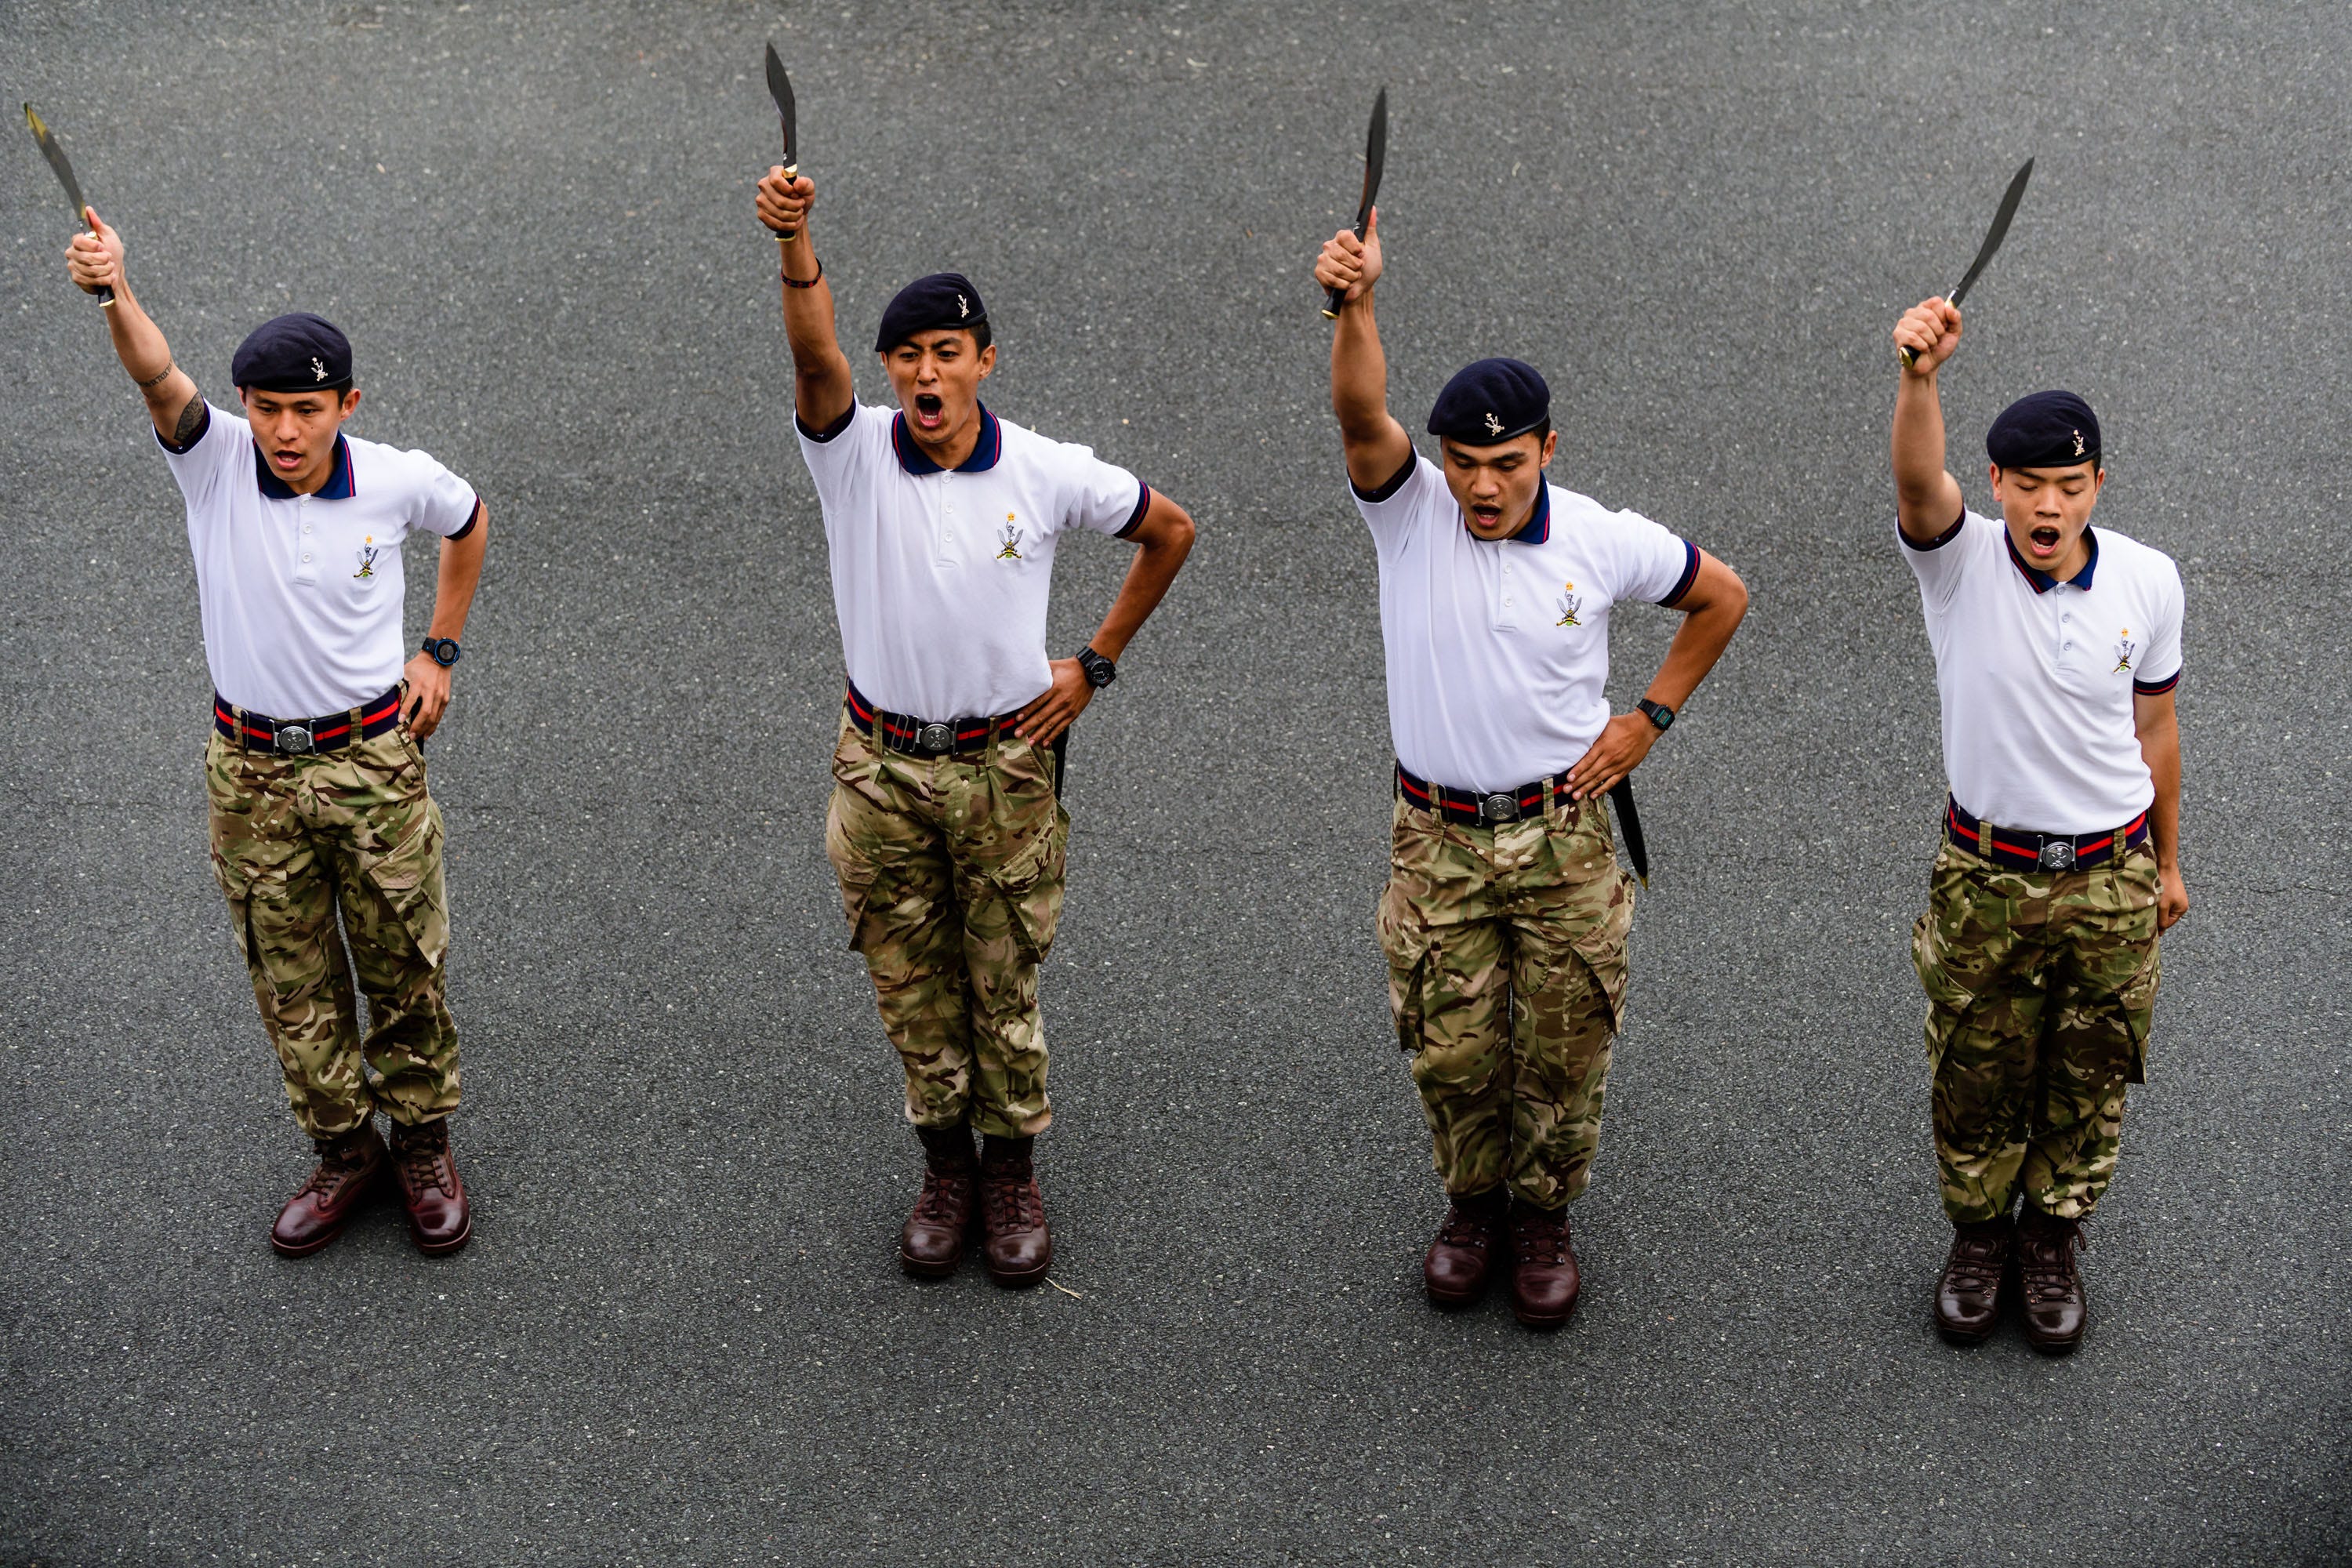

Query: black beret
[1428,357,1550,444]
[1987,390,2100,470]
[230,313,353,392]
[873,272,988,353]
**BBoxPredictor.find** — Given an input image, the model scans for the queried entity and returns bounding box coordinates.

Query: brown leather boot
[387,1117,472,1256]
[900,1123,978,1279]
[270,1123,388,1257]
[1422,1189,1508,1308]
[1508,1203,1581,1330]
[1933,1216,2014,1345]
[977,1134,1051,1288]
[2016,1210,2087,1353]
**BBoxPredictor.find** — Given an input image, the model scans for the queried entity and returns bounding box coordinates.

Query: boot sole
[984,1253,1051,1288]
[2021,1324,2084,1355]
[1935,1315,1998,1346]
[270,1221,351,1258]
[1425,1279,1488,1309]
[1509,1296,1577,1330]
[901,1247,964,1279]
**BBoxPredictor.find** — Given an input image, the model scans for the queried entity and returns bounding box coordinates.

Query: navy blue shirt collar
[1467,481,1550,545]
[2005,524,2097,593]
[253,434,354,500]
[890,404,1001,476]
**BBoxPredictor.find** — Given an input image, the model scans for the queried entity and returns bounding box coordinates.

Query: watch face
[1087,666,1114,688]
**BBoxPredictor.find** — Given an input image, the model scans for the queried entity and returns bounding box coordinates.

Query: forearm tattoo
[136,359,176,390]
[171,393,205,445]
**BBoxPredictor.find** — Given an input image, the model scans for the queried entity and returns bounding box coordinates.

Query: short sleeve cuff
[1659,539,1702,608]
[1351,452,1417,504]
[1114,481,1153,539]
[1900,510,1966,551]
[154,400,212,456]
[2132,669,2181,696]
[446,495,482,541]
[795,404,857,443]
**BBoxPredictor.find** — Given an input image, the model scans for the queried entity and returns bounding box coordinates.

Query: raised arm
[63,210,204,448]
[1313,209,1414,492]
[755,167,855,430]
[1891,297,1969,542]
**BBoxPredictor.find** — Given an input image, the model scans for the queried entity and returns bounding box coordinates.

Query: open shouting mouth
[272,448,305,472]
[913,393,946,432]
[2028,524,2063,556]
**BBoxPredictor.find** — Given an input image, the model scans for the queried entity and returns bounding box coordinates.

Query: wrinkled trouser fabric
[825,716,1069,1140]
[1377,789,1635,1210]
[1913,840,2161,1224]
[205,729,458,1140]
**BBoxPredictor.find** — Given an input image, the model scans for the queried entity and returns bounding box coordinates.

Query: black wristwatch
[1636,698,1675,733]
[1076,646,1117,689]
[420,637,463,669]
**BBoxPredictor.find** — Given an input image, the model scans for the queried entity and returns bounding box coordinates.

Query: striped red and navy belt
[1396,761,1568,827]
[1945,796,2150,873]
[214,685,402,756]
[845,682,1018,759]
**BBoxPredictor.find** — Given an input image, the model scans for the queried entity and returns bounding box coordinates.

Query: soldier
[63,213,485,1258]
[1315,214,1748,1329]
[1891,298,2187,1354]
[754,168,1195,1286]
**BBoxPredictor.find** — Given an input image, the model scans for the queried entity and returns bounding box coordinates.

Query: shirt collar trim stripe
[252,434,354,500]
[2005,523,2098,593]
[890,404,1001,475]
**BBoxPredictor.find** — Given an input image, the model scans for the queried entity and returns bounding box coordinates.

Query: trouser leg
[331,793,459,1129]
[2023,850,2162,1220]
[206,739,372,1140]
[948,732,1065,1140]
[1399,916,1513,1198]
[1503,797,1634,1209]
[1915,844,2052,1225]
[828,724,977,1130]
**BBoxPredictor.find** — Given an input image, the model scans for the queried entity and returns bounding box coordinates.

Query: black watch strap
[1076,646,1116,688]
[1636,698,1675,732]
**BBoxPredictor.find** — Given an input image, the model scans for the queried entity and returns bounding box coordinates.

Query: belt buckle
[1478,793,1519,825]
[274,722,314,755]
[916,721,955,754]
[2037,837,2076,871]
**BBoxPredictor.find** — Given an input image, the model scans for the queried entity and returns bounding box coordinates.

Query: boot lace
[909,1168,971,1226]
[396,1137,451,1199]
[1513,1210,1570,1267]
[2016,1223,2084,1302]
[1944,1229,2009,1290]
[982,1169,1043,1232]
[1436,1203,1497,1253]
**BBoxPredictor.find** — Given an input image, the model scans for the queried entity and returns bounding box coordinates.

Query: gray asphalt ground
[3,2,2347,1563]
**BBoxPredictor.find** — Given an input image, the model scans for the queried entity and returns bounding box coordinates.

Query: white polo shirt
[158,402,480,718]
[1354,452,1700,793]
[796,402,1150,720]
[1901,510,2183,834]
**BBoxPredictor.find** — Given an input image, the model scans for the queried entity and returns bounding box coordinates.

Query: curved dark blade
[1947,157,2033,308]
[1355,86,1388,229]
[1609,779,1650,887]
[24,103,112,306]
[764,42,797,169]
[1321,86,1388,318]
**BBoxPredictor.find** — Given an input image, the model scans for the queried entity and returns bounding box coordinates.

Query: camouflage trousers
[1912,840,2161,1224]
[824,714,1069,1139]
[1376,788,1636,1210]
[205,728,459,1141]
